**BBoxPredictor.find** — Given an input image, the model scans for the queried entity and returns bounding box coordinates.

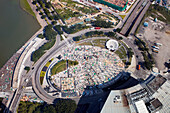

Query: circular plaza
[46,41,125,97]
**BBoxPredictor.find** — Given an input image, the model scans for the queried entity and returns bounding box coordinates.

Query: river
[0,0,40,68]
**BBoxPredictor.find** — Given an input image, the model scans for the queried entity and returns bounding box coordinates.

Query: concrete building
[106,39,119,51]
[101,90,131,113]
[135,100,149,113]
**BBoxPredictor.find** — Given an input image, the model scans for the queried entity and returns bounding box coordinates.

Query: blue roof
[85,18,90,21]
[143,22,148,27]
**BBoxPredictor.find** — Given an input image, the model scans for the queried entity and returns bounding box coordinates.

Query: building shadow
[74,71,139,113]
[0,100,12,113]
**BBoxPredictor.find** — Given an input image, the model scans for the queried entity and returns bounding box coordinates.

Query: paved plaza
[49,45,125,97]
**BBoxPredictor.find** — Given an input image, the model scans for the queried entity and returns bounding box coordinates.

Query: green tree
[46,2,52,9]
[43,105,56,113]
[44,24,57,40]
[55,99,77,113]
[32,0,37,5]
[37,34,45,39]
[36,6,41,11]
[54,25,63,34]
[73,36,80,41]
[118,36,123,40]
[24,66,30,72]
[48,15,54,20]
[92,20,112,28]
[41,15,46,19]
[54,15,59,20]
[106,32,115,37]
[39,12,43,15]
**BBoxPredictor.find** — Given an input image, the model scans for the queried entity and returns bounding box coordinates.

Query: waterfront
[0,0,40,68]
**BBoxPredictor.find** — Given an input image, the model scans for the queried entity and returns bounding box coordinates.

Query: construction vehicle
[137,65,141,70]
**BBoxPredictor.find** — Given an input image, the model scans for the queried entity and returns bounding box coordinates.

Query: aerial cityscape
[0,0,170,113]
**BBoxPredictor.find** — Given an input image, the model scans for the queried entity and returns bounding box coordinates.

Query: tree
[115,28,121,32]
[41,15,46,19]
[24,66,30,72]
[54,15,59,20]
[52,21,57,25]
[37,34,44,39]
[44,24,57,40]
[54,25,63,34]
[39,12,43,15]
[118,36,123,40]
[36,6,41,12]
[55,99,77,113]
[46,2,52,9]
[43,105,56,113]
[48,15,54,20]
[106,32,115,37]
[73,36,80,41]
[92,20,112,28]
[32,0,37,5]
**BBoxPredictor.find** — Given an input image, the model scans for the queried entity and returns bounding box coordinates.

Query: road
[117,33,148,78]
[6,1,150,112]
[120,0,145,36]
[8,35,61,112]
[130,1,151,35]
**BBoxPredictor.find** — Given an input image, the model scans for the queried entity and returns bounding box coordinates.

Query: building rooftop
[135,100,149,113]
[101,90,130,113]
[104,0,127,8]
[150,99,162,110]
[106,39,119,51]
[147,75,167,92]
[152,80,170,113]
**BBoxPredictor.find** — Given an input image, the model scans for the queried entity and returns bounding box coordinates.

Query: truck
[137,65,141,70]
[152,46,159,50]
[155,43,162,46]
[90,27,94,30]
[153,48,159,53]
[95,27,101,29]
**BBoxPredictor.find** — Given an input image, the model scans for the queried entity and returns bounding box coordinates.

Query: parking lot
[138,17,170,70]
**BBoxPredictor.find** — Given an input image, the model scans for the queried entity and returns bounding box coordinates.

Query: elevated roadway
[130,1,151,35]
[120,0,145,36]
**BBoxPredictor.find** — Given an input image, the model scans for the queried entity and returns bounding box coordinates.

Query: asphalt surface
[130,0,151,34]
[120,0,145,35]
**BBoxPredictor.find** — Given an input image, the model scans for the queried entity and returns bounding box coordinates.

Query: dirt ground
[138,17,170,70]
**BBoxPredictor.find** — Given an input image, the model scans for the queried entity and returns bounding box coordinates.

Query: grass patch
[79,42,92,46]
[93,39,107,48]
[51,60,78,75]
[79,39,108,48]
[40,59,53,85]
[20,0,36,17]
[115,46,127,59]
[120,41,129,48]
[119,15,126,20]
